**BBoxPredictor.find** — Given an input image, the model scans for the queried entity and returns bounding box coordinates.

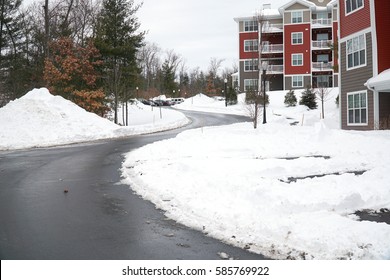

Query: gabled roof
[278,0,316,13]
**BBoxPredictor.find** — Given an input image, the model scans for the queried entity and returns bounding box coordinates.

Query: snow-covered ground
[0,88,189,150]
[2,87,389,259]
[122,88,390,260]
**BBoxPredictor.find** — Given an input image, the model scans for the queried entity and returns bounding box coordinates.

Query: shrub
[284,90,297,107]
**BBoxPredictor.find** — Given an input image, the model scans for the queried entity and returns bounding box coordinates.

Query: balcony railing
[266,64,284,73]
[262,23,283,33]
[261,44,283,53]
[312,18,332,27]
[312,40,332,49]
[312,62,333,71]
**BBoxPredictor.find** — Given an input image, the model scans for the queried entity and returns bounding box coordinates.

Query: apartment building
[234,0,338,93]
[339,0,390,130]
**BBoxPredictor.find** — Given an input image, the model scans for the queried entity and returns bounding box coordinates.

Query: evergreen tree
[227,86,237,105]
[160,59,176,95]
[0,0,24,104]
[284,89,297,107]
[299,86,317,109]
[95,0,144,123]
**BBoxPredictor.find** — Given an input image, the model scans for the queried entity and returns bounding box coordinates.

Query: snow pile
[0,88,189,150]
[175,88,340,129]
[122,116,390,260]
[175,93,248,116]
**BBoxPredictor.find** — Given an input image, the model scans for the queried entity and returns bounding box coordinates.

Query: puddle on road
[354,208,390,225]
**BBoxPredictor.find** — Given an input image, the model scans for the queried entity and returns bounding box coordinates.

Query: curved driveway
[0,110,268,260]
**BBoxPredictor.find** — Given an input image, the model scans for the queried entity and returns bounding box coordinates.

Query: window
[348,91,367,125]
[244,59,258,72]
[317,33,329,41]
[292,54,303,66]
[244,21,258,32]
[345,0,364,14]
[292,76,303,87]
[292,32,303,44]
[346,34,366,69]
[244,40,258,52]
[244,79,258,91]
[292,11,303,23]
[317,54,329,63]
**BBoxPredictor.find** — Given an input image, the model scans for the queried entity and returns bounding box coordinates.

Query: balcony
[312,40,333,49]
[312,61,333,71]
[261,44,283,54]
[262,23,283,33]
[312,18,332,28]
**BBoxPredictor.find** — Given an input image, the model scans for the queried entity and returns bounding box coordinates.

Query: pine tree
[94,0,144,124]
[299,86,317,109]
[284,89,297,107]
[0,0,24,103]
[160,59,176,95]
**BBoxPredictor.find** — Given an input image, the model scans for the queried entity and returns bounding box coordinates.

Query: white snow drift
[0,88,189,150]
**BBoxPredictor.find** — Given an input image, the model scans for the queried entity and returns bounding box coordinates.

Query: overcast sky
[137,0,290,72]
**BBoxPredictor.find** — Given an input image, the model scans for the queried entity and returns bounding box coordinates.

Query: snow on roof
[365,68,390,91]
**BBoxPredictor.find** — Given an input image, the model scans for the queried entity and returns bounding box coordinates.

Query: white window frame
[244,40,258,52]
[347,91,368,125]
[346,34,366,70]
[292,76,304,88]
[244,79,258,92]
[345,0,364,15]
[244,20,258,32]
[292,32,303,45]
[291,11,303,23]
[244,59,258,72]
[292,53,303,66]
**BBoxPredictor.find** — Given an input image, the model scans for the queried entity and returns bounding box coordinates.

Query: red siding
[340,0,371,38]
[375,0,390,73]
[239,32,258,60]
[284,24,311,75]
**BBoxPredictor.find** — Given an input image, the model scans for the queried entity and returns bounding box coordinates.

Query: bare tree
[138,42,161,90]
[245,10,266,129]
[315,86,331,119]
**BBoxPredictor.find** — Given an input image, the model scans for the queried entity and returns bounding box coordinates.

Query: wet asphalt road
[0,110,268,260]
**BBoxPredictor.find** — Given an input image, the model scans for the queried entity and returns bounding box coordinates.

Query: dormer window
[244,20,258,32]
[292,11,303,23]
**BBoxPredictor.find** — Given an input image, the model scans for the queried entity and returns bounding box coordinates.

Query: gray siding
[340,33,374,130]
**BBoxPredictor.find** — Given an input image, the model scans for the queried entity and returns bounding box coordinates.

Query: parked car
[169,98,185,104]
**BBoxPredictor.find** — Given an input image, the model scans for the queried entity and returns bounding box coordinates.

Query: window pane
[348,94,354,108]
[360,50,366,65]
[361,109,367,123]
[355,109,360,123]
[359,34,365,50]
[354,93,360,108]
[360,92,366,107]
[357,0,363,8]
[352,0,357,10]
[353,52,359,67]
[353,37,359,51]
[348,54,353,68]
[347,40,352,53]
[349,109,354,123]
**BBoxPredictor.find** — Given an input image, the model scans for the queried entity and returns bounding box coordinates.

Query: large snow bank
[0,88,189,150]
